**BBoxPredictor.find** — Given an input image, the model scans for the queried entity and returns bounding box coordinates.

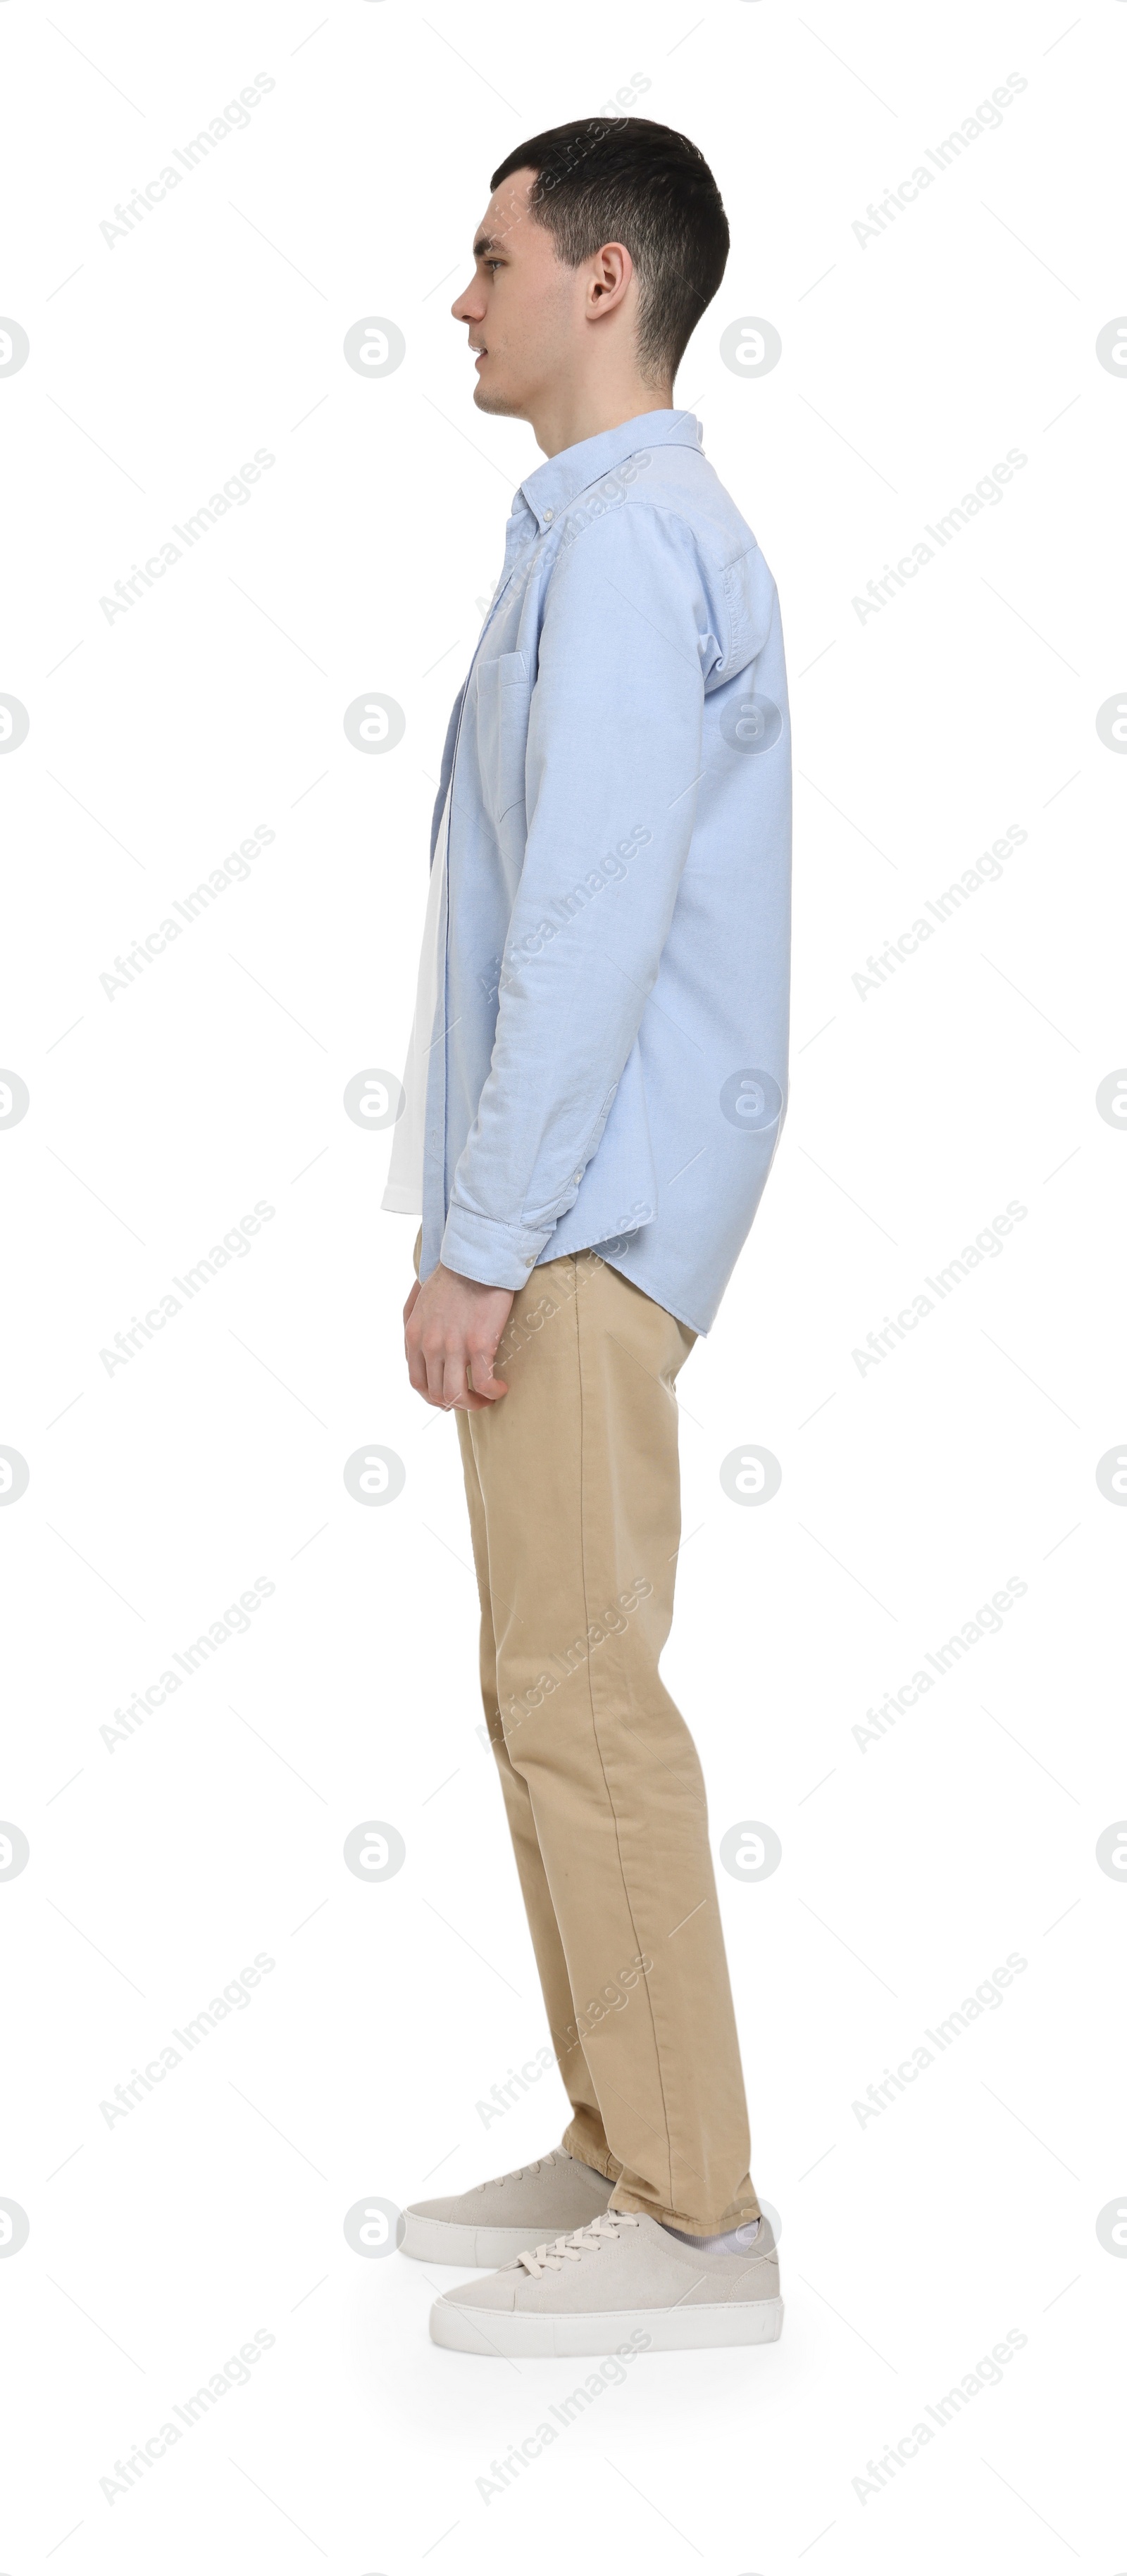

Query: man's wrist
[440,1203,550,1291]
[435,1260,512,1299]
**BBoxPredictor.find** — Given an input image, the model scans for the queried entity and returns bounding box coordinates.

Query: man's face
[451,170,578,418]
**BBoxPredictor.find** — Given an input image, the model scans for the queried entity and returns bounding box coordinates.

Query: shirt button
[542,507,554,523]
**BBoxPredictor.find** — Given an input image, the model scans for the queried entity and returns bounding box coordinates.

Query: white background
[1,1,1124,2568]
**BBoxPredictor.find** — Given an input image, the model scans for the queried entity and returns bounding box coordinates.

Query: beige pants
[425,1237,759,2233]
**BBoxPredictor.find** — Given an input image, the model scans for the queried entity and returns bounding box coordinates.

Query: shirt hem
[537,1233,711,1337]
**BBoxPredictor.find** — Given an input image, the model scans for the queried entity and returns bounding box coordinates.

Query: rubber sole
[400,2213,572,2268]
[429,2294,785,2357]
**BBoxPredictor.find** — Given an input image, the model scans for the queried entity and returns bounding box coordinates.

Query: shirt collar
[516,408,704,533]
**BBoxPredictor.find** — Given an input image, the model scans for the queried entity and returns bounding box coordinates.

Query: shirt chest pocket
[474,649,529,829]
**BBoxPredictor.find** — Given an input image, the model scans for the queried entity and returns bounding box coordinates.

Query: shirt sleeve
[440,499,718,1289]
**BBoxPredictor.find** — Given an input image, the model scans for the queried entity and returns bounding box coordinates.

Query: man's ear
[588,242,633,315]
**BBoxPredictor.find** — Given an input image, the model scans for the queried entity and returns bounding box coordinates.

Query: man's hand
[404,1263,514,1411]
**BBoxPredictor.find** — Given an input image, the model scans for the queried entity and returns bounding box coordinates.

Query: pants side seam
[573,1255,675,2215]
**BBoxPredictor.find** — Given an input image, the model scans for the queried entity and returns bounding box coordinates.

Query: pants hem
[561,2128,761,2232]
[608,2185,763,2232]
[560,2126,623,2186]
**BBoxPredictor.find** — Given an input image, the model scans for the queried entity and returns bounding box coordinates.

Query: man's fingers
[441,1353,471,1411]
[403,1268,515,1408]
[405,1334,506,1410]
[468,1345,509,1401]
[440,1352,497,1411]
[421,1339,447,1406]
[405,1320,452,1408]
[452,1359,492,1411]
[404,1279,423,1379]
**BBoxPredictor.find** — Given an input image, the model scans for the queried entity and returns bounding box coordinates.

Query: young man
[383,119,790,2356]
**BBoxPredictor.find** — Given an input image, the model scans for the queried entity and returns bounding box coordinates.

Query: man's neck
[531,384,675,460]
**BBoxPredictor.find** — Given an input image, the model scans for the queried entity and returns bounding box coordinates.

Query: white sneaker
[430,2208,784,2356]
[401,2146,614,2267]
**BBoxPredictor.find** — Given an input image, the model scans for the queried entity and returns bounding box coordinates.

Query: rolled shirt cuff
[439,1201,554,1289]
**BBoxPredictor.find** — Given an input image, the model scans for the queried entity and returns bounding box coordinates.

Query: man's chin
[473,378,525,419]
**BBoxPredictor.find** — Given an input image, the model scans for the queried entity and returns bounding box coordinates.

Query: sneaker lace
[515,2210,640,2277]
[492,2155,550,2189]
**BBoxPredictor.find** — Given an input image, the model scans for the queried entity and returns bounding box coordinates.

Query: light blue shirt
[402,408,790,1337]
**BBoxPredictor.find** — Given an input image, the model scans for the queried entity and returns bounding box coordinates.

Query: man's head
[452,118,728,442]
